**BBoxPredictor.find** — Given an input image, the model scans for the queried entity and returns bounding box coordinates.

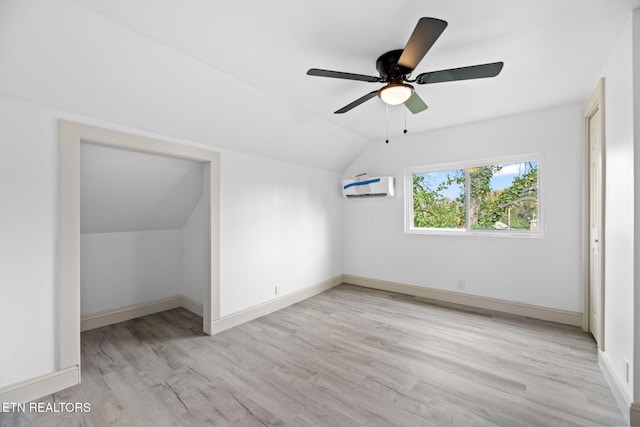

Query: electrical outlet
[457,280,466,291]
[624,359,630,383]
[275,285,281,296]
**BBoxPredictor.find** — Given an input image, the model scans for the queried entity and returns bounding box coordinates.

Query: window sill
[405,228,546,238]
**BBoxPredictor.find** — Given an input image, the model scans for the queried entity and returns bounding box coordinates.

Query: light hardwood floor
[1,284,627,426]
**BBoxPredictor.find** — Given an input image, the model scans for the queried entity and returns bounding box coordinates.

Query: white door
[588,106,603,347]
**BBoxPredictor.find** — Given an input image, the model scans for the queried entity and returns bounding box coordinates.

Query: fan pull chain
[385,104,389,144]
[404,107,408,134]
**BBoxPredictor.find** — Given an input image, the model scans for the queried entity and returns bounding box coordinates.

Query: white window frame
[405,153,545,237]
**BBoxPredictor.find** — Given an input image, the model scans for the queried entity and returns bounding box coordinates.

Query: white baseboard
[81,295,203,331]
[0,366,79,404]
[343,274,583,327]
[210,275,343,334]
[598,349,632,425]
[180,295,203,316]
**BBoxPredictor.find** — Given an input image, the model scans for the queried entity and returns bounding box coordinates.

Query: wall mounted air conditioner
[342,175,395,198]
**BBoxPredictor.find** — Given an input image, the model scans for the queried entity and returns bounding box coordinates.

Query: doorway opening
[58,120,220,377]
[582,79,605,349]
[80,143,206,332]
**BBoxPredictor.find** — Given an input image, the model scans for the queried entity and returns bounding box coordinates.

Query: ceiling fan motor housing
[376,49,413,82]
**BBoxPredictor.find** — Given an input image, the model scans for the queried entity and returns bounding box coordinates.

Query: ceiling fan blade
[397,18,448,71]
[334,91,378,114]
[404,92,429,114]
[307,68,380,82]
[415,62,504,85]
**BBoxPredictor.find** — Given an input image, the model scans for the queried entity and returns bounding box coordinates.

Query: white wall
[82,196,208,315]
[220,151,344,316]
[0,97,56,387]
[81,230,183,315]
[343,104,583,312]
[182,196,206,304]
[598,13,636,402]
[0,95,344,389]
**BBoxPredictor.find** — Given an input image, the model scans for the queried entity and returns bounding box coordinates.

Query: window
[406,155,542,236]
[413,169,466,229]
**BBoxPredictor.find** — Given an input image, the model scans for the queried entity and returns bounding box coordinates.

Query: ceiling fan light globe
[379,83,413,105]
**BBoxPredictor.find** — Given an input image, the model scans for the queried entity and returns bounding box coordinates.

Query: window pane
[413,169,465,229]
[469,161,538,230]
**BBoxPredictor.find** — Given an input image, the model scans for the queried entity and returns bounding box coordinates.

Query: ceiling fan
[307,17,504,114]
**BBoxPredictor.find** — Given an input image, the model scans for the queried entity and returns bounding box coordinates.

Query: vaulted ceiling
[81,144,202,233]
[1,0,639,171]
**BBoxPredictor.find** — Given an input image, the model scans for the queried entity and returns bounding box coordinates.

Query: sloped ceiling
[1,0,639,171]
[81,144,202,233]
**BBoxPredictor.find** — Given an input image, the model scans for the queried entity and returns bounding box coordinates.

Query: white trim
[210,275,343,334]
[404,227,545,239]
[581,79,606,346]
[598,349,631,425]
[344,274,583,327]
[80,296,203,332]
[58,122,82,370]
[181,295,204,317]
[0,366,79,404]
[59,120,221,374]
[405,153,543,175]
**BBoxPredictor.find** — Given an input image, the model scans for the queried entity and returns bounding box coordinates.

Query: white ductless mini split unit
[342,174,395,198]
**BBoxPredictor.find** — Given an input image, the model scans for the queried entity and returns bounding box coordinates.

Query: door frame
[582,78,605,349]
[58,120,220,373]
